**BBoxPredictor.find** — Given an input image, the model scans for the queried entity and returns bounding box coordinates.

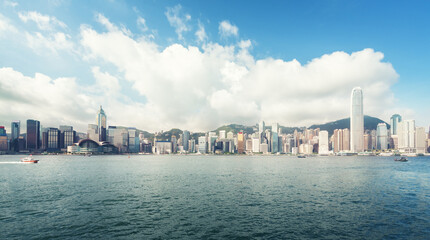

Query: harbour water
[0,155,429,239]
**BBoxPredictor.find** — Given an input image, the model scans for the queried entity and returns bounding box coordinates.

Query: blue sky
[0,0,428,132]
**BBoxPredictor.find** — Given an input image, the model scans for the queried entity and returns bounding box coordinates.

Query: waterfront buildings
[398,120,415,152]
[0,126,7,151]
[182,130,190,151]
[198,136,207,153]
[350,87,364,152]
[237,132,245,154]
[11,121,20,141]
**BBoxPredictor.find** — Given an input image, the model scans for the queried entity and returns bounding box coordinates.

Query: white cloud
[165,4,191,40]
[3,0,18,7]
[91,66,121,96]
[18,11,67,31]
[0,13,17,35]
[219,20,238,38]
[137,16,148,31]
[80,18,402,132]
[195,22,207,43]
[25,31,74,54]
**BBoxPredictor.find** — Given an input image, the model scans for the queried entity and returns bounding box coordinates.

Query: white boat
[21,155,39,163]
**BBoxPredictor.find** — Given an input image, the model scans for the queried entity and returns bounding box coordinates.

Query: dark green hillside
[309,115,389,135]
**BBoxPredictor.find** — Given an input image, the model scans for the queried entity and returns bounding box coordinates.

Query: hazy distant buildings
[87,124,98,142]
[26,119,40,151]
[350,87,364,152]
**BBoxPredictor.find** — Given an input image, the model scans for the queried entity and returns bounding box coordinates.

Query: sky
[0,0,429,133]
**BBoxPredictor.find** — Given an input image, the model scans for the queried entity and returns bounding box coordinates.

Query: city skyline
[0,1,429,132]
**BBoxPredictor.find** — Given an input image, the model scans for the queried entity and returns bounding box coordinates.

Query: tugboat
[394,157,408,162]
[21,155,39,163]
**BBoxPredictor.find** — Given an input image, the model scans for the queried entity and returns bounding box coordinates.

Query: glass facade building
[390,114,402,135]
[97,106,107,141]
[26,119,40,151]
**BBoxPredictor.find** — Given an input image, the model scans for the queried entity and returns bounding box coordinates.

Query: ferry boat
[394,157,408,162]
[21,155,39,163]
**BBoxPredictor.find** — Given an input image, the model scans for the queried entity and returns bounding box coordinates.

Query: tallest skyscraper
[350,87,364,153]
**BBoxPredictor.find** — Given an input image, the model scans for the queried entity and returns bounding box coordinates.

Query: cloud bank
[0,10,402,133]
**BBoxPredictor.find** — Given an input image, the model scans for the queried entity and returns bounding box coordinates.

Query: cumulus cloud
[18,11,67,31]
[79,17,400,131]
[25,31,74,54]
[3,0,18,7]
[219,20,238,38]
[165,4,191,40]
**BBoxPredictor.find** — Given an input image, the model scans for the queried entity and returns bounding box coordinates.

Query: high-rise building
[59,125,75,149]
[97,106,107,141]
[87,124,98,142]
[259,121,265,142]
[219,130,226,139]
[237,131,245,154]
[47,128,60,151]
[26,119,40,151]
[376,123,388,150]
[182,130,190,151]
[272,123,279,134]
[128,128,139,153]
[390,114,402,135]
[415,127,426,154]
[350,87,364,152]
[108,126,129,153]
[0,126,7,151]
[398,120,415,152]
[11,121,20,141]
[318,130,329,155]
[271,132,279,153]
[252,137,260,153]
[198,136,207,154]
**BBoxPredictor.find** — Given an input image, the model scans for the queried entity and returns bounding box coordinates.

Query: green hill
[309,115,389,136]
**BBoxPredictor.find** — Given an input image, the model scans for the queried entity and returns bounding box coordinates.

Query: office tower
[108,126,129,153]
[219,130,226,139]
[182,130,190,151]
[26,119,40,151]
[259,121,265,142]
[171,135,177,153]
[128,128,139,153]
[0,126,7,151]
[318,130,329,154]
[87,124,99,141]
[41,127,48,150]
[59,125,75,149]
[390,114,402,135]
[342,129,350,151]
[246,139,253,152]
[252,137,260,153]
[398,120,415,152]
[11,121,20,141]
[47,128,60,151]
[363,132,370,151]
[97,106,107,141]
[198,136,207,153]
[237,131,245,154]
[271,132,279,153]
[376,123,388,150]
[227,131,234,139]
[415,127,426,154]
[188,139,196,153]
[350,87,364,152]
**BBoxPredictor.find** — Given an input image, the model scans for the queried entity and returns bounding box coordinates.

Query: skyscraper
[11,121,20,141]
[376,123,388,150]
[97,106,107,141]
[390,114,402,135]
[26,119,40,151]
[0,126,7,151]
[182,130,190,151]
[350,87,364,152]
[237,131,245,154]
[318,130,329,155]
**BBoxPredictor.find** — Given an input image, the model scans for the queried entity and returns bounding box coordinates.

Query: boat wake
[0,162,27,164]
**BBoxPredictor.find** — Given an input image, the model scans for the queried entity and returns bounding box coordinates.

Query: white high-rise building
[398,120,415,152]
[252,137,260,153]
[318,130,329,155]
[350,87,364,152]
[219,130,226,139]
[415,127,426,154]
